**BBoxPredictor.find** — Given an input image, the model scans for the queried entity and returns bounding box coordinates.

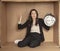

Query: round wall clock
[44,14,56,26]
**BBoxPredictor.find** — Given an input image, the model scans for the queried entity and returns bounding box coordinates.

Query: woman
[18,9,50,48]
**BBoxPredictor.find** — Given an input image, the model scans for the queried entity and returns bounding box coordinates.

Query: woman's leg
[28,33,41,48]
[18,35,31,47]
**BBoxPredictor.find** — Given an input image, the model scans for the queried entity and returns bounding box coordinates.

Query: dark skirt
[18,32,43,48]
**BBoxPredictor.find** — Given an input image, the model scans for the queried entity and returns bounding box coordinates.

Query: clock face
[44,15,56,26]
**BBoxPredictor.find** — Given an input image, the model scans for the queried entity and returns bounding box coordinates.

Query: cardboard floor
[0,42,60,51]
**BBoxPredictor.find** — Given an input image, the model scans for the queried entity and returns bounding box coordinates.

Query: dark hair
[28,9,39,25]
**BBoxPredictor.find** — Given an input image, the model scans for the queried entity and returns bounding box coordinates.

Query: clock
[44,14,56,26]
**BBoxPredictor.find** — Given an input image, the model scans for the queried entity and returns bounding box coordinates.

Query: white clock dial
[44,14,56,26]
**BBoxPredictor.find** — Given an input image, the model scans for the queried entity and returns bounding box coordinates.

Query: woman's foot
[14,39,23,44]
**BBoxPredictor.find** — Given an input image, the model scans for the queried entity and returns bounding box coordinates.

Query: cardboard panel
[1,2,7,45]
[0,1,1,42]
[53,2,59,45]
[6,2,54,42]
[1,0,59,2]
[59,1,60,45]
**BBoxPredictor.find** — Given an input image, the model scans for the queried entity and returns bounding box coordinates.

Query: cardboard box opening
[0,1,59,46]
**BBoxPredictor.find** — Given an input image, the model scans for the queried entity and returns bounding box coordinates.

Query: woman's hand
[18,16,22,24]
[18,16,28,29]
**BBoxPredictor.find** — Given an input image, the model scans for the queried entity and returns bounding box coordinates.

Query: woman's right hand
[18,16,22,24]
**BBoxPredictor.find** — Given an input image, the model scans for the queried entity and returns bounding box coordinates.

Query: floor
[0,42,60,51]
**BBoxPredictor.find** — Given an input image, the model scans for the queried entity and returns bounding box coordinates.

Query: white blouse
[30,24,40,34]
[30,20,40,34]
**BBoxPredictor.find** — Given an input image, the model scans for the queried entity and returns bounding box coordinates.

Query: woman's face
[31,11,37,19]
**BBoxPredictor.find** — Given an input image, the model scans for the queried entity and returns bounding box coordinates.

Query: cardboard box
[0,0,60,46]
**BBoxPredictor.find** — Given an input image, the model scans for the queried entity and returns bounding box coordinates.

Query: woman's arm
[40,19,50,30]
[18,20,29,29]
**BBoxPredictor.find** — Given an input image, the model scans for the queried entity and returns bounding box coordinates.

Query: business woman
[18,9,50,48]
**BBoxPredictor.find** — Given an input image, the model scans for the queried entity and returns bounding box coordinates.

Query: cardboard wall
[0,2,7,45]
[59,1,60,45]
[6,2,54,42]
[1,0,59,2]
[0,1,1,41]
[53,2,59,45]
